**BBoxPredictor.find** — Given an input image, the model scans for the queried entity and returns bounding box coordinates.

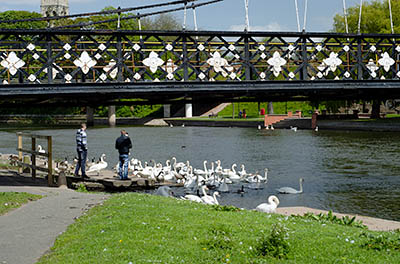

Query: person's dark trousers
[75,149,87,177]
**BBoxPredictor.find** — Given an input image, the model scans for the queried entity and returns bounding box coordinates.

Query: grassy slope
[218,102,316,118]
[38,193,399,264]
[0,192,42,215]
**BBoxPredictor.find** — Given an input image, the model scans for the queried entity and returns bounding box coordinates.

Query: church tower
[41,0,69,17]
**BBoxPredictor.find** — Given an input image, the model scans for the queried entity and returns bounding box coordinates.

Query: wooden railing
[16,132,53,186]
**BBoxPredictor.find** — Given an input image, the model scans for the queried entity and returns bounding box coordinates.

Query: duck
[86,154,107,176]
[290,126,298,132]
[255,195,280,213]
[277,178,304,194]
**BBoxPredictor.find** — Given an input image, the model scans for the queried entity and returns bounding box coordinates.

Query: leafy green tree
[0,11,46,29]
[333,0,400,33]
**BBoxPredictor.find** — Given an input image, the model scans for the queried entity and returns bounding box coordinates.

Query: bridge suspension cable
[342,0,349,34]
[303,0,308,31]
[389,0,394,34]
[244,0,250,31]
[294,0,301,32]
[358,0,363,33]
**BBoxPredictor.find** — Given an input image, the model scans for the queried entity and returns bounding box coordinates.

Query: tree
[0,11,46,29]
[333,0,400,33]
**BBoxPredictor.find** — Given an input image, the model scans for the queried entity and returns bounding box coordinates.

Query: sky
[0,0,372,32]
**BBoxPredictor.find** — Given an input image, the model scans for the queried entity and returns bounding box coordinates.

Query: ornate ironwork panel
[0,30,400,85]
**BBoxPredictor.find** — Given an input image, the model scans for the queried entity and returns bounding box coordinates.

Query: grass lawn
[38,193,400,264]
[0,192,42,215]
[218,102,316,118]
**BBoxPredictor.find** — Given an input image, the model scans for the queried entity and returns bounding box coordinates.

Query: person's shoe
[82,175,90,179]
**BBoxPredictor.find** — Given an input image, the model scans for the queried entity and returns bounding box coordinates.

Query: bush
[255,223,290,259]
[360,232,400,251]
[203,224,234,251]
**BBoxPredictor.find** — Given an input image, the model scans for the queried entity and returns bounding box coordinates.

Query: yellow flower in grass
[119,240,123,243]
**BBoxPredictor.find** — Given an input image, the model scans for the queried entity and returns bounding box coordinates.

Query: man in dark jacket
[115,130,132,180]
[75,123,88,178]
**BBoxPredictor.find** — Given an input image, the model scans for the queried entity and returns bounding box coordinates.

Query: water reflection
[1,126,399,221]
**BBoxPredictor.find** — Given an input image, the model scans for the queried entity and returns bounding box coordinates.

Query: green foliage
[255,224,290,259]
[333,0,400,33]
[0,11,46,29]
[76,183,88,193]
[0,192,42,215]
[212,205,242,212]
[293,210,367,229]
[360,232,400,251]
[203,224,234,251]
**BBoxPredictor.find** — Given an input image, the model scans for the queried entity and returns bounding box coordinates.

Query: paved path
[0,184,108,264]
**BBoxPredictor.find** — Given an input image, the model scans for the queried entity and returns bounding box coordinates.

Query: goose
[255,195,280,213]
[202,191,220,205]
[277,178,304,194]
[290,126,298,132]
[87,154,107,175]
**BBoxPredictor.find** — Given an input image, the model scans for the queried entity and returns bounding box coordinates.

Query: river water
[1,125,399,221]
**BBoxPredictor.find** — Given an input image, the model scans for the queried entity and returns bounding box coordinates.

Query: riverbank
[165,117,400,132]
[34,192,399,263]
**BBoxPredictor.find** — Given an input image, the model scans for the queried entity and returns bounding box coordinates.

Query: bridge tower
[41,0,69,17]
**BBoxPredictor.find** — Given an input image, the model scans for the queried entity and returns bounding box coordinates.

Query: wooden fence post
[31,137,36,179]
[18,133,23,174]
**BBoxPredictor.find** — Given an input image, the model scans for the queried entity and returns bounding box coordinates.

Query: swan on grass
[277,178,304,194]
[87,154,107,175]
[255,195,280,213]
[182,185,207,203]
[201,191,220,205]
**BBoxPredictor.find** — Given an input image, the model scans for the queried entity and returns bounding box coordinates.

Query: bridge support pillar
[86,107,94,127]
[108,106,116,127]
[163,104,171,118]
[371,100,381,119]
[185,104,193,118]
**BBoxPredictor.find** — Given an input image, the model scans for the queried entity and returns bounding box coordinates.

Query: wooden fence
[16,132,53,186]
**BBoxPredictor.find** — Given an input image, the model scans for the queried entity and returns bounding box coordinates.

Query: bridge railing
[0,29,399,85]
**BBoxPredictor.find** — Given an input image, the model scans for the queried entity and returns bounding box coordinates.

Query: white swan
[255,195,280,213]
[202,191,220,205]
[87,154,107,175]
[182,185,207,203]
[277,178,304,194]
[37,145,45,154]
[194,160,208,176]
[222,164,240,181]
